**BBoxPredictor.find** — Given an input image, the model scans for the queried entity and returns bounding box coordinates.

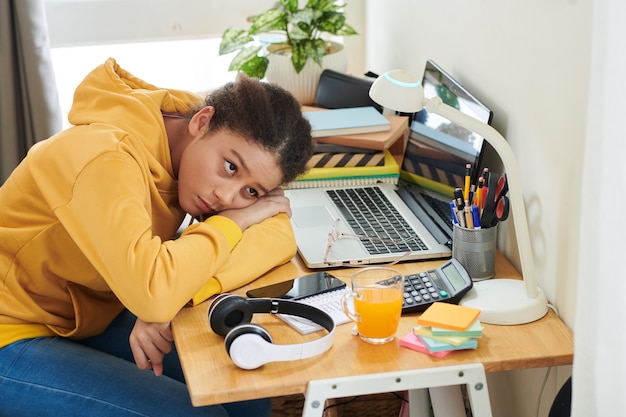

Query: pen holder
[452,224,497,281]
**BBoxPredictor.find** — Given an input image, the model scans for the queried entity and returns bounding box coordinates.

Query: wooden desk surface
[172,253,573,407]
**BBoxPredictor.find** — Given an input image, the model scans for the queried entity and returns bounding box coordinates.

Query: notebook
[285,59,493,269]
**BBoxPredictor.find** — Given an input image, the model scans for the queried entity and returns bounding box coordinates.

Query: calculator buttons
[402,272,450,312]
[399,259,473,314]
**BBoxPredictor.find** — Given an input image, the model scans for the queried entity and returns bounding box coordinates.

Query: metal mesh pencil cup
[452,224,497,281]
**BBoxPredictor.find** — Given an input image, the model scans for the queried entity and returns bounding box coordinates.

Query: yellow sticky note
[417,302,480,331]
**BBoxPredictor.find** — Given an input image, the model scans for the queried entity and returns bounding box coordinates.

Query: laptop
[285,59,493,268]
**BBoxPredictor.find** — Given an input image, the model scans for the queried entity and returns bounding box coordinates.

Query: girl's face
[177,129,282,218]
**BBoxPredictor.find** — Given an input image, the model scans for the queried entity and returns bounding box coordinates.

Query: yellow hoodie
[0,58,297,347]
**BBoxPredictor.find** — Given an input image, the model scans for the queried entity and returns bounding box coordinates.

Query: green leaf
[335,23,358,36]
[289,9,316,40]
[239,56,269,79]
[291,43,308,73]
[250,9,286,34]
[293,38,325,72]
[290,22,312,40]
[228,45,262,71]
[219,27,253,55]
[311,38,327,64]
[280,0,298,14]
[307,0,341,12]
[315,12,345,34]
[293,8,316,26]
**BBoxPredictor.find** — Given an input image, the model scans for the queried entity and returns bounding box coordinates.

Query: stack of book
[284,106,409,189]
[399,302,483,357]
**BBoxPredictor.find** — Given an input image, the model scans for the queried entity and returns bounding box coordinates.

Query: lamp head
[369,70,425,113]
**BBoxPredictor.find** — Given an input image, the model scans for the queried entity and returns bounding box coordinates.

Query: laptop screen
[400,59,493,198]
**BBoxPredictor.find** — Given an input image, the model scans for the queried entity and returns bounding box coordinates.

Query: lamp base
[459,279,548,325]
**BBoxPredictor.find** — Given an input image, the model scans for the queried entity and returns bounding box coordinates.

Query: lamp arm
[424,96,539,298]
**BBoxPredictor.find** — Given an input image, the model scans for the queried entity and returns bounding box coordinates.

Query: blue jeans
[0,310,271,417]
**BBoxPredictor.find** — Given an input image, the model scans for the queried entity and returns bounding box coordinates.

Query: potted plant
[219,0,358,104]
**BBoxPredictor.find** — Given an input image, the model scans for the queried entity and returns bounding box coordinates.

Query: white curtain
[572,0,626,415]
[0,0,61,182]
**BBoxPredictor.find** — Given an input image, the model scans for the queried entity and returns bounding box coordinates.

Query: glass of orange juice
[341,267,404,344]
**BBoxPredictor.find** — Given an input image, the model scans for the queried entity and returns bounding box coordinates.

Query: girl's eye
[245,187,259,198]
[224,160,236,175]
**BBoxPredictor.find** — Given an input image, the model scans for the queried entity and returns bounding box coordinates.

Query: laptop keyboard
[420,192,453,227]
[326,188,428,254]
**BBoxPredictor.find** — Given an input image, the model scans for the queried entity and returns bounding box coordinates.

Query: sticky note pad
[413,325,474,346]
[417,335,478,353]
[431,318,483,338]
[417,302,481,331]
[399,333,452,357]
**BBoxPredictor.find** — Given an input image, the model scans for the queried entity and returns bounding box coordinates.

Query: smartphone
[246,272,346,300]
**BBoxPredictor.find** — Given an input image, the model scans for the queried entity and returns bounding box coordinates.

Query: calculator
[401,258,473,314]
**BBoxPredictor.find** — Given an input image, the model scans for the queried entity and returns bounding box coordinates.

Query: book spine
[307,152,385,168]
[282,174,399,190]
[295,150,399,181]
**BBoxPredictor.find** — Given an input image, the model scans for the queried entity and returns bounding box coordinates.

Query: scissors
[480,173,509,227]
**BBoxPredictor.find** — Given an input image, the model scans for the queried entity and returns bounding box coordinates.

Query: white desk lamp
[369,70,548,325]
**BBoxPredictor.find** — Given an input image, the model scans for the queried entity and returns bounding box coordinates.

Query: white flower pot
[265,41,348,105]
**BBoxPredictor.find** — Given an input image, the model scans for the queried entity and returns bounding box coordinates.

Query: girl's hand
[129,318,173,376]
[219,188,292,230]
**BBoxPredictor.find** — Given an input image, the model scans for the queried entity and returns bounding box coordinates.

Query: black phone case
[314,69,382,111]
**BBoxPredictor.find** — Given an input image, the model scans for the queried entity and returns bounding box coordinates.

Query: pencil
[463,163,471,203]
[465,206,474,229]
[475,176,484,211]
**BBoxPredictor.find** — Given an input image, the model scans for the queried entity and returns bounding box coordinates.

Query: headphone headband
[246,298,335,333]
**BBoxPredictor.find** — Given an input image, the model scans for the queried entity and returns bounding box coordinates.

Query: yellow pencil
[474,176,484,211]
[463,163,471,202]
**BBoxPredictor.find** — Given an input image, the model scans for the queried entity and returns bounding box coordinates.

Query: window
[44,0,277,126]
[50,39,236,127]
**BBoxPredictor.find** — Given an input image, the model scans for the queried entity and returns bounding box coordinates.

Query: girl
[0,58,314,417]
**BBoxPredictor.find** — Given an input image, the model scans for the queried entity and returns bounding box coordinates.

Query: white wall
[361,0,589,415]
[44,0,278,46]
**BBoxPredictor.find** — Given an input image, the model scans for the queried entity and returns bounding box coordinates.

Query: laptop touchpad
[292,206,335,228]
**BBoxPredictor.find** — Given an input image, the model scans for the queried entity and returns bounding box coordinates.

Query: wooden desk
[172,252,573,407]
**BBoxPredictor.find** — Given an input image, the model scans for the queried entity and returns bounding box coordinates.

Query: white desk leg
[406,388,431,417]
[302,363,492,417]
[429,386,466,417]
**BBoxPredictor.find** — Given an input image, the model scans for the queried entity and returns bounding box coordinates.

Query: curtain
[572,0,626,415]
[0,0,61,183]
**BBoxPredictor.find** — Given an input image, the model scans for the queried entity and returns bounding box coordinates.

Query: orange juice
[353,287,403,338]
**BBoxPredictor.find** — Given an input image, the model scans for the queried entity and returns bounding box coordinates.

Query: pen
[449,201,458,225]
[454,188,466,228]
[471,205,481,229]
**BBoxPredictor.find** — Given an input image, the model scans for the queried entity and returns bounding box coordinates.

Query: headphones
[208,294,335,370]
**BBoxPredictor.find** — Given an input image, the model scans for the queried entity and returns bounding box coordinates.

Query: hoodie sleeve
[189,213,296,305]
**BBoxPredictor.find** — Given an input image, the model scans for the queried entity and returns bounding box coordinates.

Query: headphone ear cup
[224,323,274,370]
[224,323,273,352]
[208,294,253,337]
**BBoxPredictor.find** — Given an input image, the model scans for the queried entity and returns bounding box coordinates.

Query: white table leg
[301,363,492,417]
